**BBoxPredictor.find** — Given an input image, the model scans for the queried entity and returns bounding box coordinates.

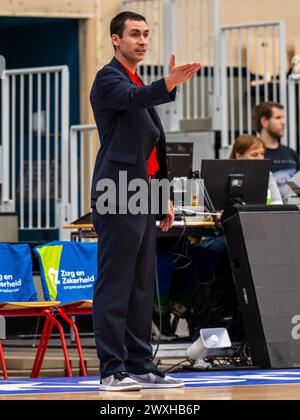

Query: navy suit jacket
[90,57,177,209]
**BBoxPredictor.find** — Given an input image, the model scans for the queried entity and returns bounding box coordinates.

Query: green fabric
[35,245,63,301]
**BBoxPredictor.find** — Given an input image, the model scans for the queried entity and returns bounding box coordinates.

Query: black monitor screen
[166,142,193,181]
[201,159,271,210]
[167,154,192,180]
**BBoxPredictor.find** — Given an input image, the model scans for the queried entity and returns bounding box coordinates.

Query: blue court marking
[1,370,300,396]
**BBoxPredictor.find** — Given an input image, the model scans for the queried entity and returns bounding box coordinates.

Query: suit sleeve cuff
[161,78,177,101]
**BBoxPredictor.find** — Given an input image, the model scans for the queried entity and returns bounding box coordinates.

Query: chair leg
[0,339,8,380]
[57,309,87,376]
[45,312,72,377]
[31,317,53,378]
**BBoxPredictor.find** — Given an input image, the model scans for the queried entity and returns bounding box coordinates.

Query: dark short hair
[253,102,284,133]
[110,11,147,38]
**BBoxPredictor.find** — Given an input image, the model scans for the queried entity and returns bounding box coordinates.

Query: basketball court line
[1,370,300,396]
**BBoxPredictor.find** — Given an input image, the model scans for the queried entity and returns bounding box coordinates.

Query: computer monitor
[201,159,272,210]
[166,142,193,181]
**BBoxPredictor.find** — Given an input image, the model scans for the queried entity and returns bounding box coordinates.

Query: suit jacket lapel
[109,57,136,86]
[110,58,164,137]
[138,76,165,136]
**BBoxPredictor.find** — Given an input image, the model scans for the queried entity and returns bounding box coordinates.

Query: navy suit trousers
[92,210,157,379]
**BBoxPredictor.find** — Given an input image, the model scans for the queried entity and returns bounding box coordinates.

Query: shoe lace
[152,370,165,378]
[114,371,132,381]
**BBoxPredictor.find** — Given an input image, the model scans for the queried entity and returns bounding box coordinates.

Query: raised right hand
[165,54,201,92]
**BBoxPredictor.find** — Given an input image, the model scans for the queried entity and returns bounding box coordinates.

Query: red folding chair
[55,300,93,377]
[0,301,76,378]
[0,337,8,379]
[0,242,87,379]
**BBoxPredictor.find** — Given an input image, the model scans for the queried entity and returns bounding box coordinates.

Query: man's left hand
[159,200,174,232]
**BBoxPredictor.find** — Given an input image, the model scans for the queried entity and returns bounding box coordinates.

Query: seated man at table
[253,101,300,201]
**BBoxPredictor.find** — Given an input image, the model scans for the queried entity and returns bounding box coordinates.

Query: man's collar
[118,61,140,83]
[110,57,140,85]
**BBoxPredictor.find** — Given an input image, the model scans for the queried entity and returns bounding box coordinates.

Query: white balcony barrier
[69,124,98,223]
[0,66,69,236]
[288,76,300,153]
[1,4,298,238]
[220,21,288,149]
[121,0,220,132]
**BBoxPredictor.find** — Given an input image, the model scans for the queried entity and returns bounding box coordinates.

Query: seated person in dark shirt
[253,101,300,201]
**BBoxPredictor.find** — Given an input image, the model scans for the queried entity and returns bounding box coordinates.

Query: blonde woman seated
[230,135,283,204]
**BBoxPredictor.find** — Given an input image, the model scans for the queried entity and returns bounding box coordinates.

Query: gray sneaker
[99,372,142,392]
[131,371,184,389]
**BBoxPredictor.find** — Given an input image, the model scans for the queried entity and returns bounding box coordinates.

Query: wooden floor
[1,384,300,400]
[2,346,300,400]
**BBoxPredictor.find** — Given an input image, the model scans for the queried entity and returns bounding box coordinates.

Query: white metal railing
[121,0,220,132]
[220,21,288,149]
[176,0,220,128]
[0,66,69,235]
[288,76,300,153]
[0,6,296,236]
[121,0,177,131]
[69,124,98,223]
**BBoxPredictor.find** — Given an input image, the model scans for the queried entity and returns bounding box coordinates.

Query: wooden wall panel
[0,0,95,18]
[221,0,300,53]
[106,0,300,64]
[176,0,213,65]
[96,0,121,68]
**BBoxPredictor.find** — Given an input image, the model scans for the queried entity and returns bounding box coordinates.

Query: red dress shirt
[119,62,160,177]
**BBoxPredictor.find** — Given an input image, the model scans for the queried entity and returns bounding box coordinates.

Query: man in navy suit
[90,11,201,391]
